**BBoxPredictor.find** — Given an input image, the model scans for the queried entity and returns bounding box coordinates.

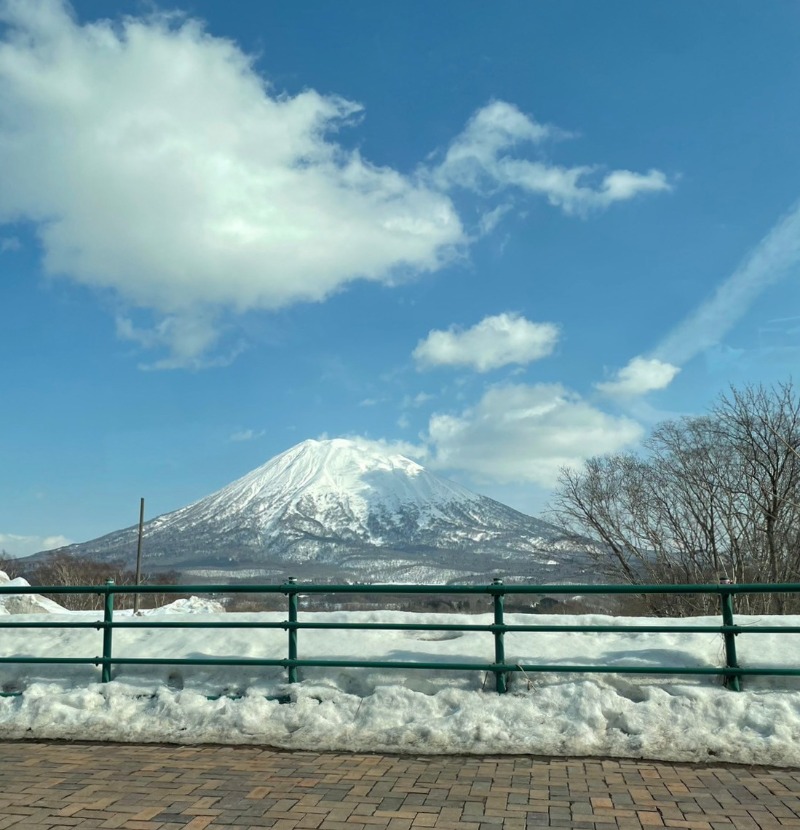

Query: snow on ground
[1,593,799,766]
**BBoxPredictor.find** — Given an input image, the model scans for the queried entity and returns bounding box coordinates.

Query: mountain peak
[40,437,588,583]
[279,437,424,478]
[213,437,469,522]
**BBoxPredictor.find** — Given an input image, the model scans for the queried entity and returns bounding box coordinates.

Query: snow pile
[3,678,799,767]
[1,606,800,766]
[141,596,226,615]
[0,570,66,614]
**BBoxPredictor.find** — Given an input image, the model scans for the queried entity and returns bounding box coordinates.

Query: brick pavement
[0,742,798,830]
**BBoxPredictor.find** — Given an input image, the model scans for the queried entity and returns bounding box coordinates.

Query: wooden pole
[133,497,144,614]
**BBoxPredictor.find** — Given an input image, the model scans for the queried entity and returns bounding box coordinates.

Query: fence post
[718,578,741,692]
[492,578,507,694]
[286,577,298,685]
[101,579,115,683]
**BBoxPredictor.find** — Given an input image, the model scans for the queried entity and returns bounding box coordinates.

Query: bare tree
[0,551,24,580]
[552,382,800,615]
[10,553,182,611]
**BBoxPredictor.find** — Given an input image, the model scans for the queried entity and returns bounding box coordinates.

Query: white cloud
[0,0,464,365]
[413,313,559,372]
[595,356,680,397]
[653,200,800,365]
[0,5,672,369]
[433,100,671,215]
[0,532,71,558]
[426,383,643,487]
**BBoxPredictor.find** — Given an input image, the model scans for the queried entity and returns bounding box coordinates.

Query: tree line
[552,382,800,615]
[0,552,181,611]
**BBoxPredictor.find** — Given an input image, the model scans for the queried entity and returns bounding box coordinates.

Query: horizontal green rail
[4,619,800,634]
[2,578,800,694]
[3,581,800,595]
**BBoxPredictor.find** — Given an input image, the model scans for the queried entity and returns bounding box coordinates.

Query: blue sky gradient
[2,1,800,555]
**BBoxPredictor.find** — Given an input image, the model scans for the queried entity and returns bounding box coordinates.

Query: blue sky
[2,0,800,556]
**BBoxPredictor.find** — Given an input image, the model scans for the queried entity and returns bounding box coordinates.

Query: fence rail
[2,579,800,694]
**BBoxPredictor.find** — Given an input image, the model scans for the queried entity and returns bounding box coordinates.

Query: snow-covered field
[2,575,800,767]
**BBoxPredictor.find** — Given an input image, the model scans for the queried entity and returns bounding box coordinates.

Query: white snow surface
[2,597,800,766]
[166,437,493,533]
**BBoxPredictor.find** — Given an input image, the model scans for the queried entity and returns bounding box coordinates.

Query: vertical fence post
[492,578,507,694]
[101,579,115,683]
[287,577,298,685]
[718,578,741,692]
[133,497,145,615]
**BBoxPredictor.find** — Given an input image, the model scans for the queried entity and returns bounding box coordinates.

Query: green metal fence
[2,579,800,695]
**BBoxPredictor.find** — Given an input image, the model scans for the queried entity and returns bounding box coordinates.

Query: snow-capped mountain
[39,439,591,583]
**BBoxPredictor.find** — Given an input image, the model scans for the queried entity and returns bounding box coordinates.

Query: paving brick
[0,743,798,830]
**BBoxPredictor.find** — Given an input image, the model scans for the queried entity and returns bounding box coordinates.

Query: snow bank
[140,596,226,615]
[2,678,799,767]
[1,607,799,766]
[0,570,67,614]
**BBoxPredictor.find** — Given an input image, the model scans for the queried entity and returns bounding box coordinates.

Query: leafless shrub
[9,553,183,611]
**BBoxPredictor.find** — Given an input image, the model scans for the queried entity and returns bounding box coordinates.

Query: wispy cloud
[432,100,671,215]
[338,435,429,463]
[757,316,800,350]
[654,200,800,366]
[0,236,20,252]
[414,312,559,373]
[229,428,265,442]
[116,315,242,370]
[407,392,434,407]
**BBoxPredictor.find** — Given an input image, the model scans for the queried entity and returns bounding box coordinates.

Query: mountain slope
[40,438,590,582]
